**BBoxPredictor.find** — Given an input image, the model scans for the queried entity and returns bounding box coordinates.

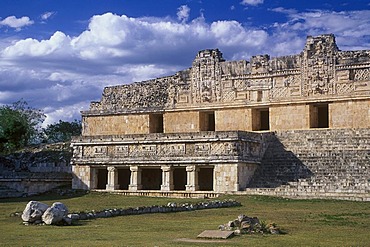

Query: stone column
[106,166,119,191]
[161,165,174,191]
[129,165,142,191]
[186,165,199,191]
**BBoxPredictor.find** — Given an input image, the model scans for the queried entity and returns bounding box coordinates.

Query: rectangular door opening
[118,168,130,190]
[310,104,329,128]
[141,168,162,190]
[149,114,164,133]
[173,167,187,191]
[198,167,214,191]
[252,108,270,131]
[199,111,215,131]
[96,168,108,189]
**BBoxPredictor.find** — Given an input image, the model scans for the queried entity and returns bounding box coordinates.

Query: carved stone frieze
[270,74,301,99]
[158,144,186,156]
[71,132,265,164]
[130,145,157,157]
[301,34,338,96]
[82,34,370,116]
[115,145,129,156]
[337,83,355,95]
[354,68,370,81]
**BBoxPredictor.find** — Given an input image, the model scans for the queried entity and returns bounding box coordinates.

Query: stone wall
[0,176,71,196]
[215,108,252,131]
[214,163,257,192]
[83,99,370,135]
[83,114,150,136]
[164,111,199,133]
[270,104,309,130]
[72,165,90,190]
[0,143,72,197]
[330,99,369,128]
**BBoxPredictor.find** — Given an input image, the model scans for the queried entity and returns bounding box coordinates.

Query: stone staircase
[247,128,370,200]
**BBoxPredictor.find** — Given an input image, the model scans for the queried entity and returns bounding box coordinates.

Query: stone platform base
[92,189,220,199]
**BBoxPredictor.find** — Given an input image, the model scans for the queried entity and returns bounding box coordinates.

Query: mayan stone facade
[71,34,370,198]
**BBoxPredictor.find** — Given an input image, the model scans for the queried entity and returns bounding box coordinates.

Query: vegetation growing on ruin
[0,193,369,246]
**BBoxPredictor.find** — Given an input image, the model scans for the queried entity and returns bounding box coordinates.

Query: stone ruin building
[71,34,370,200]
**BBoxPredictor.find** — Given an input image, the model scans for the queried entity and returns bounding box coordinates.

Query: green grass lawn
[0,192,369,247]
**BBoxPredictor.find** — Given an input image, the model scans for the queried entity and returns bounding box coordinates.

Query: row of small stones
[66,200,241,221]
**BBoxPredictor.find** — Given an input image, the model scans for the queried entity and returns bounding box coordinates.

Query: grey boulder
[21,201,49,223]
[42,202,69,225]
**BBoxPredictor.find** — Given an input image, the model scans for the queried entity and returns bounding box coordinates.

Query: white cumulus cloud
[2,31,71,57]
[0,16,34,31]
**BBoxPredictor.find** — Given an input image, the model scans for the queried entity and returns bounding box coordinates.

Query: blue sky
[0,0,369,125]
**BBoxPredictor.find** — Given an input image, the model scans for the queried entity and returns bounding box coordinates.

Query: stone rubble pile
[219,214,281,235]
[21,199,241,225]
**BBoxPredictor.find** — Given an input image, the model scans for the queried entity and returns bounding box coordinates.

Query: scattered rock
[42,202,69,225]
[21,201,49,223]
[219,214,281,235]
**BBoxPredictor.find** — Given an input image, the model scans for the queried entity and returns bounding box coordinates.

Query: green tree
[42,119,81,143]
[0,100,45,153]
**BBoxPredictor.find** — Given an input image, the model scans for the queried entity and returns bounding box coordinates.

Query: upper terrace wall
[82,34,370,135]
[83,114,150,136]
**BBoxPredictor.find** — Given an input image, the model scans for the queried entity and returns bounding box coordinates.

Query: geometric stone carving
[84,34,370,115]
[74,132,264,164]
[194,143,211,154]
[337,83,354,95]
[301,34,338,97]
[115,145,129,156]
[354,68,370,81]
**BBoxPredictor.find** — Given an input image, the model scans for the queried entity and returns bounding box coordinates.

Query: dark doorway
[317,105,329,128]
[200,111,215,131]
[118,168,130,190]
[141,168,162,190]
[96,168,108,189]
[252,108,270,131]
[310,104,329,128]
[198,167,214,191]
[173,167,187,190]
[149,114,164,133]
[260,109,270,130]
